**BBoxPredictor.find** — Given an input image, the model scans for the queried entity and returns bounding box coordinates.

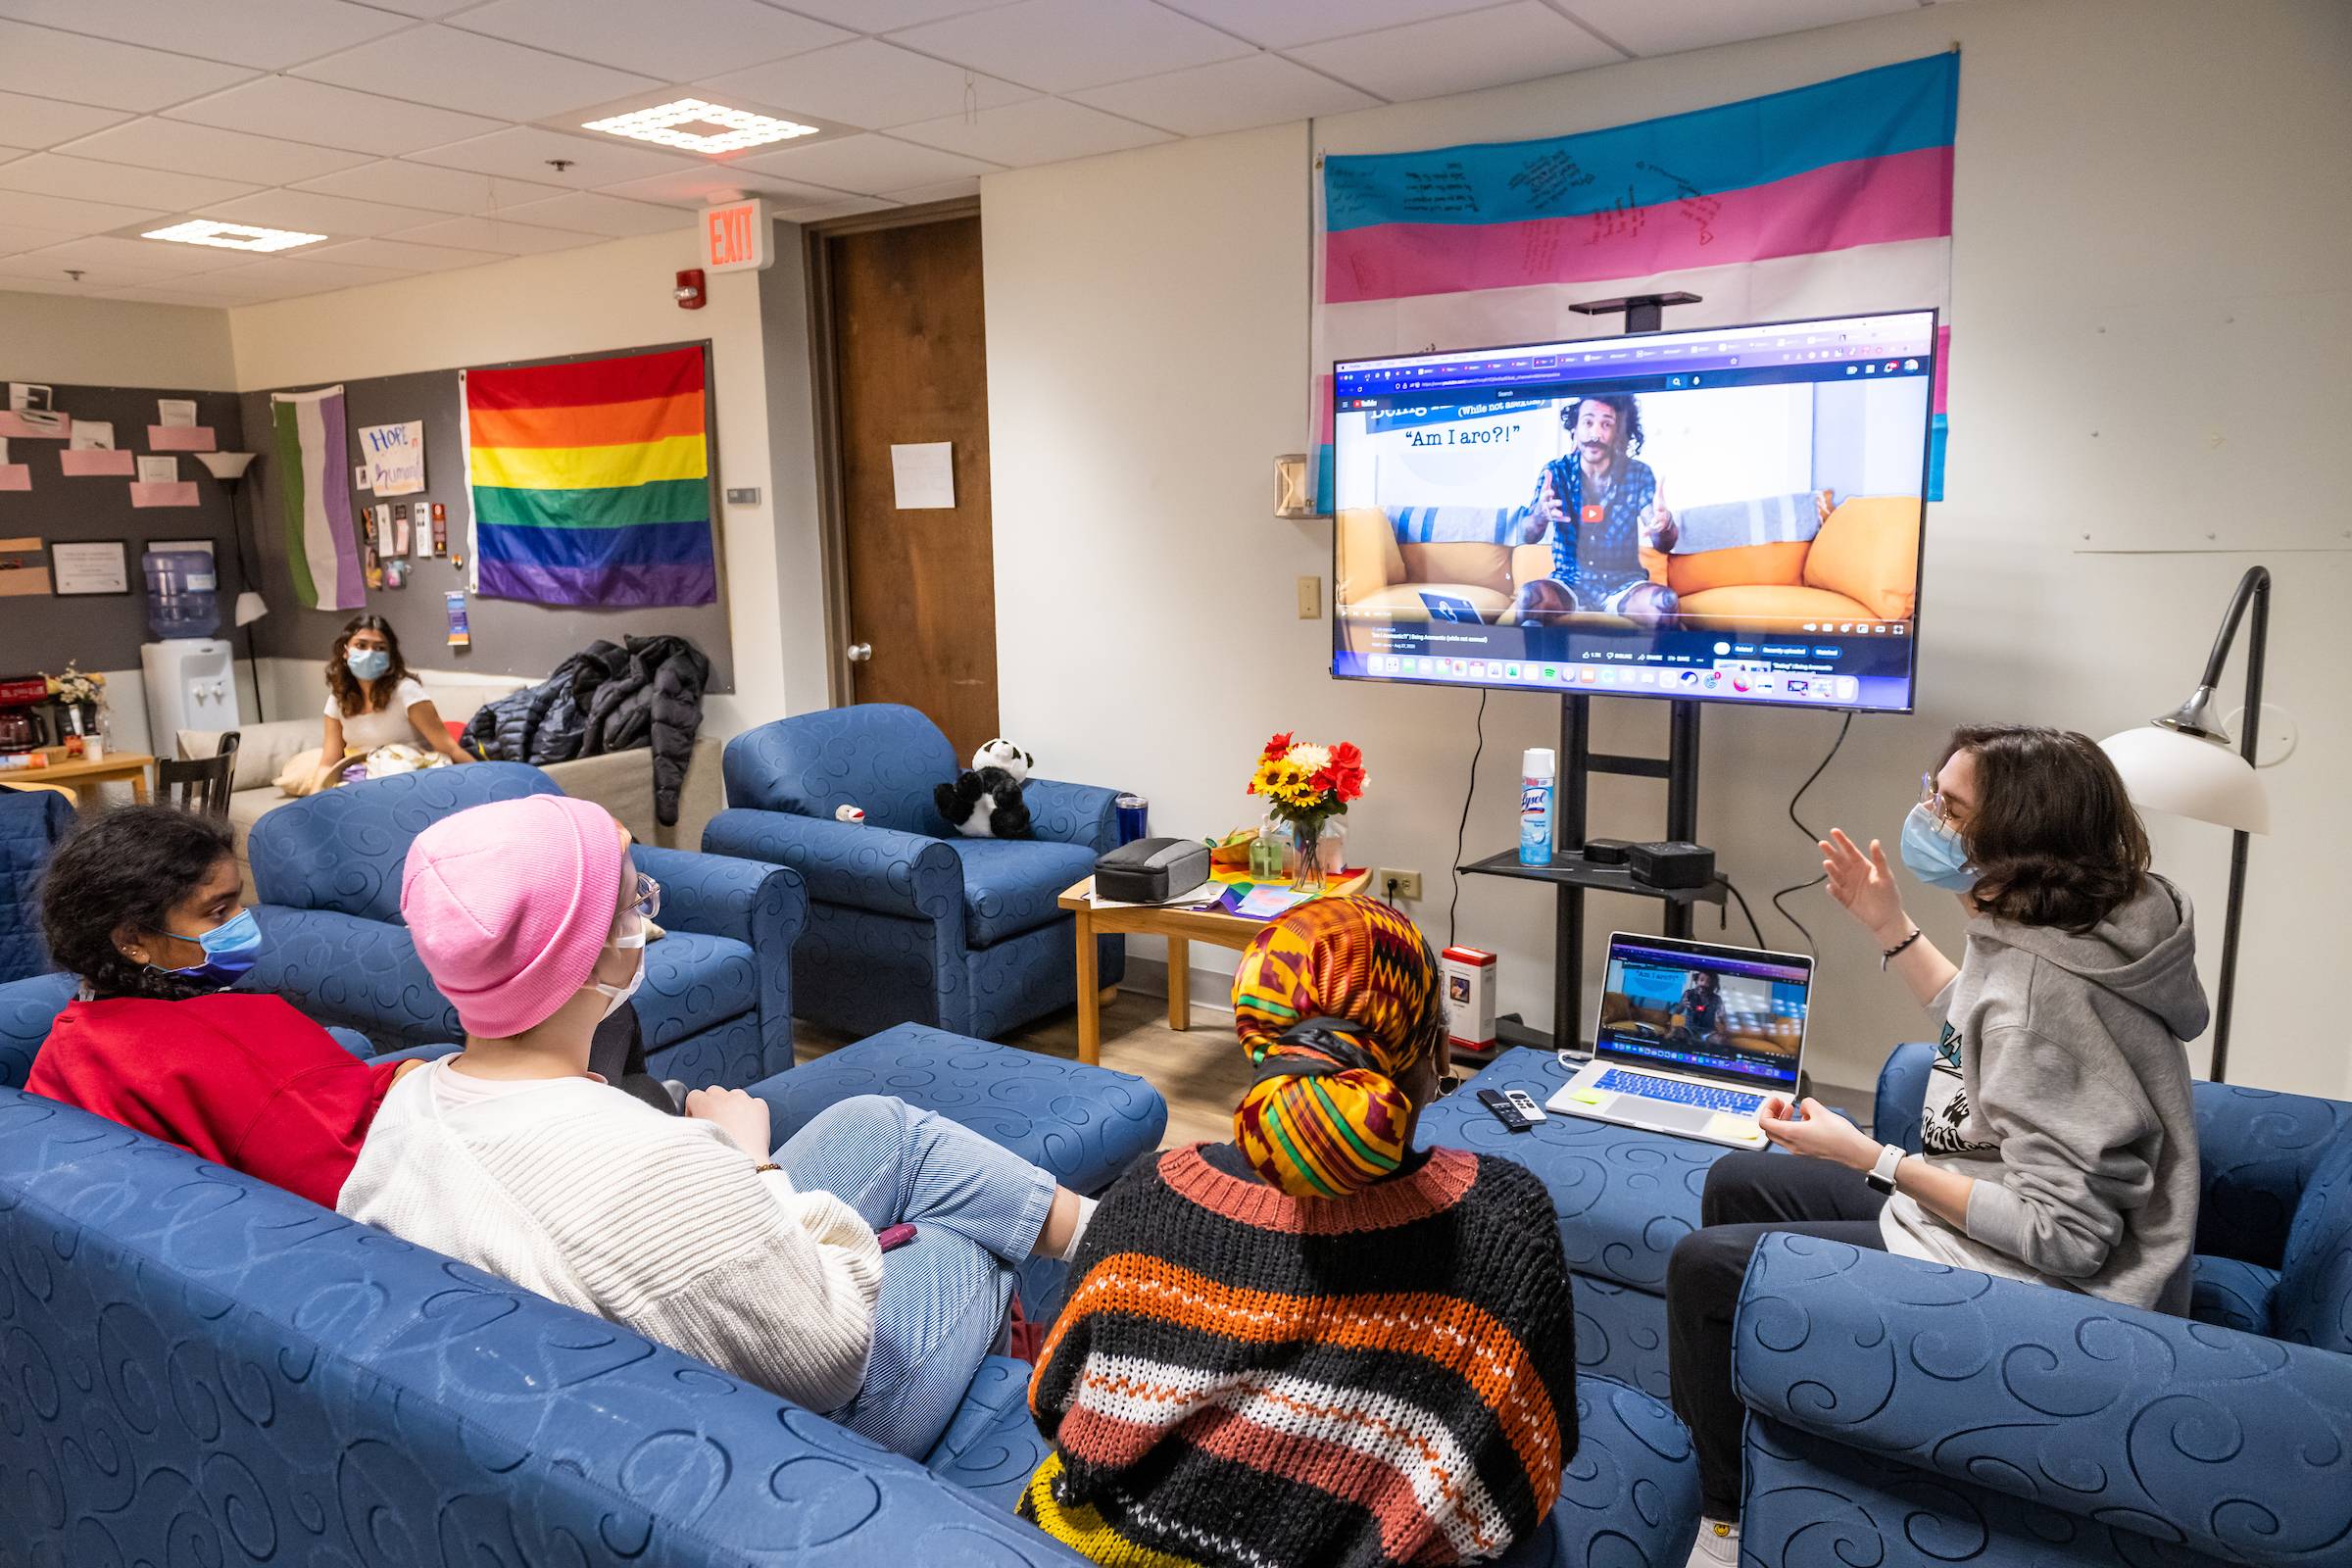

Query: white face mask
[589,873,653,1018]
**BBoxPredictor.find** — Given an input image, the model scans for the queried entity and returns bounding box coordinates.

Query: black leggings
[1665,1151,1886,1519]
[587,1004,681,1115]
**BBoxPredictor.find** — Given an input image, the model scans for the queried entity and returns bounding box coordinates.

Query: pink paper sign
[147,424,217,452]
[0,412,67,441]
[0,463,28,490]
[60,448,135,476]
[129,480,200,508]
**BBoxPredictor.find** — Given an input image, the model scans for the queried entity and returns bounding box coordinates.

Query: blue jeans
[771,1095,1056,1457]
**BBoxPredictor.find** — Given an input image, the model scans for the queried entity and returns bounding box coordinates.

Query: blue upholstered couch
[0,784,74,984]
[242,760,805,1086]
[705,706,1126,1041]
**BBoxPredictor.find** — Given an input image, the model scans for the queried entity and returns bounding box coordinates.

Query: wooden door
[829,216,999,760]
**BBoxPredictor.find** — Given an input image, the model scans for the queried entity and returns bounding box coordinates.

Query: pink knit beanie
[401,794,627,1039]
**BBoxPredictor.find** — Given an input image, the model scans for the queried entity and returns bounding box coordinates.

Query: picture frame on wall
[51,538,130,595]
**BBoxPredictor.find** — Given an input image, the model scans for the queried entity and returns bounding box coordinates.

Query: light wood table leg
[1073,903,1101,1066]
[1165,935,1191,1033]
[128,769,149,805]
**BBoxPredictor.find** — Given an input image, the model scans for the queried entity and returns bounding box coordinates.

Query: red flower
[1324,741,1367,803]
[1261,731,1294,761]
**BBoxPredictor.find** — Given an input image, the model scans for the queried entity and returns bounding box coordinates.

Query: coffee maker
[0,676,46,754]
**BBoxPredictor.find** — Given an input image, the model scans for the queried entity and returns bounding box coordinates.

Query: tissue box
[1441,946,1496,1049]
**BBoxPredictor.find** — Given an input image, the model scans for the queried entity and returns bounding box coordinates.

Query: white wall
[984,0,2352,1099]
[226,226,828,734]
[0,291,237,390]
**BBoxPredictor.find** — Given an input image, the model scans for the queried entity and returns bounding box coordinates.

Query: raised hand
[1819,827,1908,944]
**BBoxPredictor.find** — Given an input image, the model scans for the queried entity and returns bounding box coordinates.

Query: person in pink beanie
[337,793,1097,1458]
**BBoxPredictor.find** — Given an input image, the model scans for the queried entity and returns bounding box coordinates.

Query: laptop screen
[1595,935,1810,1091]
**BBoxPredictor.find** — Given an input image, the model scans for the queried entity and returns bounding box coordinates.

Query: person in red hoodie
[27,806,413,1207]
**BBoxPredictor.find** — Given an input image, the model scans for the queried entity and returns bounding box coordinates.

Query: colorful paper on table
[270,385,364,610]
[147,424,217,452]
[360,419,425,496]
[1309,53,1959,508]
[462,345,713,608]
[69,420,114,451]
[130,480,200,508]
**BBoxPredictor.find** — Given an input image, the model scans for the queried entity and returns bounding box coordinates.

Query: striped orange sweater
[1021,1143,1578,1568]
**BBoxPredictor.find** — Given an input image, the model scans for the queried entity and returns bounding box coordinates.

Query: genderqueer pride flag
[270,385,364,611]
[463,345,715,608]
[1312,53,1958,508]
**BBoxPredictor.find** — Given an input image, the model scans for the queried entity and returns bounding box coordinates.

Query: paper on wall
[890,442,955,510]
[157,398,197,428]
[0,535,49,597]
[68,420,114,451]
[0,437,8,466]
[7,384,49,414]
[360,420,424,496]
[137,455,177,484]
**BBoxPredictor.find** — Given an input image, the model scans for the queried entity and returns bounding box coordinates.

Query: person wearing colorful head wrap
[1021,896,1582,1568]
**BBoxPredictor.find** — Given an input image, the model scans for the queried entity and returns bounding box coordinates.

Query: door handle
[846,642,872,663]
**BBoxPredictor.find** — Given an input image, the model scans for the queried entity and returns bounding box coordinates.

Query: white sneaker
[1686,1517,1739,1567]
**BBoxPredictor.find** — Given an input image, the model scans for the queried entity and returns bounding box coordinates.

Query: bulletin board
[236,339,735,692]
[0,381,247,674]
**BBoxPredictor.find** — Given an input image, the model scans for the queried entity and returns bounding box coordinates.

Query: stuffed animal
[935,739,1035,839]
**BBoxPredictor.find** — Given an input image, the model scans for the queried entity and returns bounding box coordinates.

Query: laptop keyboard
[1594,1069,1764,1116]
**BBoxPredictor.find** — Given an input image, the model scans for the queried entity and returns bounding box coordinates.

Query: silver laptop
[1545,932,1812,1149]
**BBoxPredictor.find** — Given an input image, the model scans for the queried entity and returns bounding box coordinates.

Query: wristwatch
[1864,1143,1905,1195]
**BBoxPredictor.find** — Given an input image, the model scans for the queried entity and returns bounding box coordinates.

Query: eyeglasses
[631,872,662,922]
[1919,770,1960,830]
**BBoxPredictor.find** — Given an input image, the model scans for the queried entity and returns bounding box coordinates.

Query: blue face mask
[346,648,391,681]
[1899,802,1978,892]
[148,907,265,989]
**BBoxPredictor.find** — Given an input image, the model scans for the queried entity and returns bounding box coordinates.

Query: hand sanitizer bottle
[1519,748,1555,866]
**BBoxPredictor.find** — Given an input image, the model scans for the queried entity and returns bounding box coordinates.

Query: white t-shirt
[327,675,430,750]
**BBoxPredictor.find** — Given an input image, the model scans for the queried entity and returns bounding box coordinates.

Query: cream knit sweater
[338,1061,885,1413]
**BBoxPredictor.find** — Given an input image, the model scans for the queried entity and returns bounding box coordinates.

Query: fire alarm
[674,268,706,310]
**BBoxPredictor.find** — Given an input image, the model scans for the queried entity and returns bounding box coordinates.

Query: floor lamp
[2098,565,2272,1082]
[194,451,267,722]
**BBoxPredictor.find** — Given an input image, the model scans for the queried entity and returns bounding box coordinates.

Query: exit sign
[704,198,769,273]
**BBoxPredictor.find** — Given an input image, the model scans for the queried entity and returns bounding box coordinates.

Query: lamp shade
[2099,724,2271,835]
[233,590,269,627]
[195,450,256,481]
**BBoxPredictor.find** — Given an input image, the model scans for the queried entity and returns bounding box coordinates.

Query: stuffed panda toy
[936,739,1035,839]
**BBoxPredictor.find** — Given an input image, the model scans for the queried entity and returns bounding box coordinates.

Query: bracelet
[1880,926,1923,969]
[753,1162,782,1175]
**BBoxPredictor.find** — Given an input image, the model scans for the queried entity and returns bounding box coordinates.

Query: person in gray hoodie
[1666,724,2206,1562]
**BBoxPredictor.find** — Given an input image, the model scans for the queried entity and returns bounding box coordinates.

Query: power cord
[1447,689,1489,950]
[1768,711,1855,956]
[1717,876,1768,949]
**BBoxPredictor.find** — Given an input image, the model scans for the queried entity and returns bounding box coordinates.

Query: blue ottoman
[1416,1047,1764,1398]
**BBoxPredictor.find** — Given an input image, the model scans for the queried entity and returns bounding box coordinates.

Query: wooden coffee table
[5,747,154,807]
[1058,869,1370,1065]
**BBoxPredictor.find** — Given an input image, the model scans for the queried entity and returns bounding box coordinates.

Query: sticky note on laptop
[1706,1113,1767,1144]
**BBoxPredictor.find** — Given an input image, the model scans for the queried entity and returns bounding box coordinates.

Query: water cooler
[141,639,242,750]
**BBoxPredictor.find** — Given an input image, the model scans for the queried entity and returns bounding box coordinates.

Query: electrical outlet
[1296,574,1320,618]
[1378,867,1423,902]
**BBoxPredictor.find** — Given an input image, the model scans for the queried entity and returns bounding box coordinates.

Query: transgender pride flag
[464,345,716,608]
[1312,53,1958,508]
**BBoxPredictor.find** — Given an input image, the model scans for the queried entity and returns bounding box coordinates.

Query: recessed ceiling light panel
[582,98,820,155]
[143,219,326,253]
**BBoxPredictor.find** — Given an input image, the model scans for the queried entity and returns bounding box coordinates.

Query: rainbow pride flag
[463,345,715,607]
[1312,53,1958,506]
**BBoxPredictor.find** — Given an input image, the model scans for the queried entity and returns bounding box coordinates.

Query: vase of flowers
[44,663,109,759]
[1246,731,1367,892]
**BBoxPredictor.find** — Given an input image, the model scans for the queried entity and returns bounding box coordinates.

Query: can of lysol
[1114,794,1149,844]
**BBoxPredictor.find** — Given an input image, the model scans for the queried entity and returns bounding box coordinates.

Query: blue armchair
[0,784,74,983]
[706,706,1125,1041]
[1732,1051,2352,1567]
[243,761,806,1086]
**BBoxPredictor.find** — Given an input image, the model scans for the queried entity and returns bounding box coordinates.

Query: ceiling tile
[771,193,898,223]
[290,25,662,122]
[893,96,1168,166]
[206,255,416,293]
[384,214,605,255]
[452,0,849,82]
[0,186,163,230]
[1553,0,1913,56]
[293,159,565,216]
[0,271,123,296]
[121,265,308,302]
[408,125,692,187]
[596,165,843,209]
[1071,50,1378,135]
[1287,1,1621,101]
[19,232,249,276]
[307,235,503,271]
[347,0,475,14]
[0,153,255,212]
[164,77,506,157]
[890,0,1250,93]
[788,0,1014,26]
[701,39,1033,131]
[1156,0,1508,49]
[58,118,374,186]
[0,0,412,71]
[0,219,74,255]
[0,246,178,287]
[0,90,134,150]
[885,175,980,205]
[0,20,253,112]
[735,132,997,196]
[207,187,450,238]
[92,285,233,307]
[489,190,692,236]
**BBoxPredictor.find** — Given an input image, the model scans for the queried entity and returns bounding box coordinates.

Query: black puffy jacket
[462,636,710,826]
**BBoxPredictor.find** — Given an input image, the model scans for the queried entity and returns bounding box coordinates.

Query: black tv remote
[1477,1088,1537,1134]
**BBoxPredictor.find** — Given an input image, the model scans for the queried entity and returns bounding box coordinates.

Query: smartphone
[876,1222,917,1252]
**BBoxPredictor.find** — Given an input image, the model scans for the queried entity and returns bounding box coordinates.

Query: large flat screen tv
[1331,310,1936,712]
